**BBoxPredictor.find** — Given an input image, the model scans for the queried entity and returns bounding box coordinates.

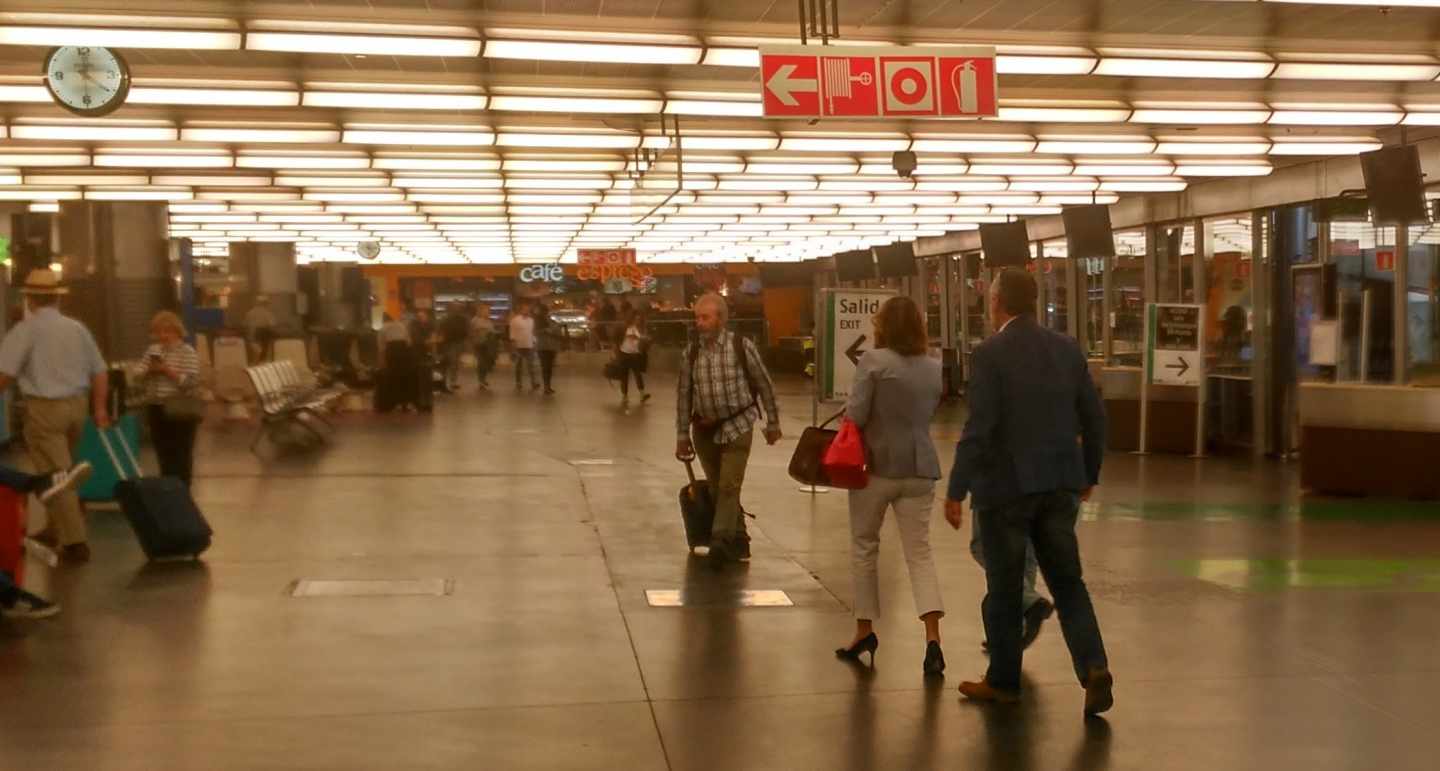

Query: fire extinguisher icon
[950,60,978,114]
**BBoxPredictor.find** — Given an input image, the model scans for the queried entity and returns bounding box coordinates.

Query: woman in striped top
[142,311,202,486]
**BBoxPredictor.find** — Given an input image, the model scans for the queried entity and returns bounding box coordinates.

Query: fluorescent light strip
[237,153,370,169]
[1094,57,1275,79]
[304,92,488,111]
[11,125,176,141]
[0,152,90,166]
[345,130,495,146]
[997,107,1130,123]
[182,128,340,143]
[1130,109,1271,124]
[489,96,663,114]
[246,31,481,58]
[97,153,233,168]
[0,24,241,50]
[497,133,639,149]
[130,87,300,107]
[665,100,764,117]
[484,38,702,65]
[1268,110,1402,126]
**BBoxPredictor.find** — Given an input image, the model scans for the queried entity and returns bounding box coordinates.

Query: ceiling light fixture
[182,126,340,143]
[246,20,481,57]
[483,38,702,65]
[0,15,241,50]
[304,91,488,111]
[344,129,495,146]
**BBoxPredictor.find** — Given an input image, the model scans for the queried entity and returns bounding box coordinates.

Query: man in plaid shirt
[676,293,782,566]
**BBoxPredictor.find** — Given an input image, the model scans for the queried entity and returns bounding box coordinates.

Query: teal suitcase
[77,413,141,502]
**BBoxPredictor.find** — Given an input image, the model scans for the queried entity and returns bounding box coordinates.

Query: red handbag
[822,418,869,490]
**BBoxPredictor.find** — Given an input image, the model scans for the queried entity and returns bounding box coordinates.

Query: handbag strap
[817,409,846,429]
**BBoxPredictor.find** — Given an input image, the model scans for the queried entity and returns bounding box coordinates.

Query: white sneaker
[1,593,62,620]
[38,462,93,504]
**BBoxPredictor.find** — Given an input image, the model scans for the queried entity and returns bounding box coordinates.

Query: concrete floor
[2,366,1437,770]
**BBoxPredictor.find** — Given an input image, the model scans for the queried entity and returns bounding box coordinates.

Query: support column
[1394,224,1410,384]
[228,242,299,332]
[57,201,171,360]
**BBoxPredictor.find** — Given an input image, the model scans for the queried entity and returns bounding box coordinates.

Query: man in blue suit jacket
[945,268,1114,717]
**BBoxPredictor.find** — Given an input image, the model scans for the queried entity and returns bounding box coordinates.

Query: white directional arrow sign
[765,63,818,107]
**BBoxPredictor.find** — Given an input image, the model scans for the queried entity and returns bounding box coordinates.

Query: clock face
[44,46,130,117]
[357,241,382,260]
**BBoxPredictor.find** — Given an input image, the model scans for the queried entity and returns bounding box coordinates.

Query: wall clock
[44,46,130,117]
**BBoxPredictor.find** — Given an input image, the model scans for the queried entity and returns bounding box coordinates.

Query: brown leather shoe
[1083,667,1115,716]
[958,678,1021,704]
[60,543,91,564]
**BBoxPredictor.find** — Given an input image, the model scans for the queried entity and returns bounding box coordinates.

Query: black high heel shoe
[923,641,946,676]
[835,632,879,664]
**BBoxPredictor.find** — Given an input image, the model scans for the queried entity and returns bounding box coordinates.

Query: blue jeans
[513,348,539,388]
[977,490,1108,692]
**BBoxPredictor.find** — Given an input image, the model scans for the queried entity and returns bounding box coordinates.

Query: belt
[21,393,86,402]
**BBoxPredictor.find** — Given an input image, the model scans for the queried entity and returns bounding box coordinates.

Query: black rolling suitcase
[678,460,715,552]
[99,426,212,561]
[415,354,435,412]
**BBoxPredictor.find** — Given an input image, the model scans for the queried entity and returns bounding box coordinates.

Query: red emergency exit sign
[760,45,998,120]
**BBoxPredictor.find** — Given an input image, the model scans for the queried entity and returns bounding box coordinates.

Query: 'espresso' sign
[519,264,565,283]
[577,248,654,286]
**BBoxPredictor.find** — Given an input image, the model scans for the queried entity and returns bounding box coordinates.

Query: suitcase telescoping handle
[96,423,143,482]
[684,458,698,486]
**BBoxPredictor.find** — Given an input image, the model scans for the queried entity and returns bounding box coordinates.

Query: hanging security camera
[891,150,917,179]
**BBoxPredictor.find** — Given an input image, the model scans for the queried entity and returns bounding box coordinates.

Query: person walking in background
[410,309,436,358]
[469,304,497,390]
[946,268,1113,717]
[244,295,276,364]
[617,310,651,406]
[508,301,540,392]
[534,304,564,396]
[0,269,110,565]
[438,304,470,393]
[675,293,781,568]
[141,312,203,487]
[835,296,948,677]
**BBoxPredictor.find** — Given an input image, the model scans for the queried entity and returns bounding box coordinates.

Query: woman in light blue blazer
[834,296,947,676]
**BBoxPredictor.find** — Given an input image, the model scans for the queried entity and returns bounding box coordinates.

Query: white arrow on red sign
[765,63,818,107]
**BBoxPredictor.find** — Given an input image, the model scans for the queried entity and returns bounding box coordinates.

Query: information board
[1146,304,1204,387]
[819,289,896,402]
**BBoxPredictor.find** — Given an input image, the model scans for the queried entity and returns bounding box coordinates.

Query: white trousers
[848,476,944,621]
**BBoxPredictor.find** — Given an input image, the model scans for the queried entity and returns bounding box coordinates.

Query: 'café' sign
[519,264,565,283]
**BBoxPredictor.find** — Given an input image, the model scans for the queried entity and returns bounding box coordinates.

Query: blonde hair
[150,310,186,337]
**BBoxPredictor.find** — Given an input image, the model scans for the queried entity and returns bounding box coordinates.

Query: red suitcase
[0,486,27,586]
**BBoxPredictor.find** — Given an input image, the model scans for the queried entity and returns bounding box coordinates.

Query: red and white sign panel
[760,45,997,120]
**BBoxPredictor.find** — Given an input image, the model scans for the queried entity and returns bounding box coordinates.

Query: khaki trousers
[22,395,89,546]
[692,425,752,542]
[847,476,944,621]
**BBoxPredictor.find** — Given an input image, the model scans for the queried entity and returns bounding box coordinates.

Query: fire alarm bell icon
[881,57,938,116]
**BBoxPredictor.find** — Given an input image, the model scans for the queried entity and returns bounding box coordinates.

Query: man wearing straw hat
[0,269,110,564]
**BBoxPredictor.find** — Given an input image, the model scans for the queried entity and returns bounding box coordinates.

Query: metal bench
[244,362,337,455]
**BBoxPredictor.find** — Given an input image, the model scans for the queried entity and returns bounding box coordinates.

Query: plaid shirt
[677,330,780,444]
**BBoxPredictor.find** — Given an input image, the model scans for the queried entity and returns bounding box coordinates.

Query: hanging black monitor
[835,249,877,281]
[1359,145,1428,224]
[978,221,1031,267]
[874,242,917,277]
[1061,205,1116,258]
[758,262,813,287]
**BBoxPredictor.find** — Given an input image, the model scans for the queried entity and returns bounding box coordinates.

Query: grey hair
[695,292,729,321]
